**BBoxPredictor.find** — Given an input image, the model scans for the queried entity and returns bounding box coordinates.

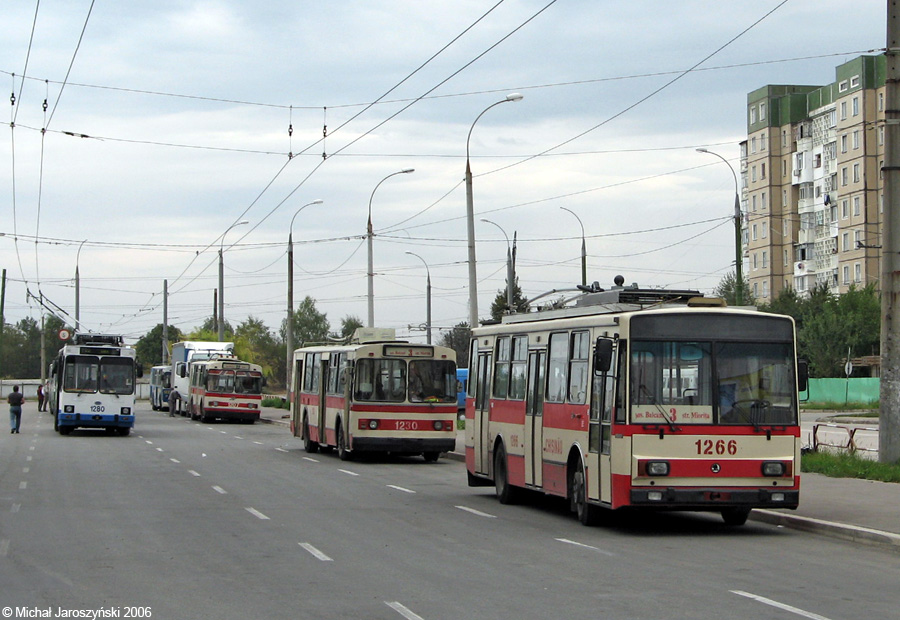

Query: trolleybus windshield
[630,339,796,426]
[408,360,457,403]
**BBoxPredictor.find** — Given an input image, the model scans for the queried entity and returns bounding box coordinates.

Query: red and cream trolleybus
[290,328,457,461]
[465,279,807,526]
[187,356,263,423]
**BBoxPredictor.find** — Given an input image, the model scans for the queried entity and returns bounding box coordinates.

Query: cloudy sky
[0,0,887,346]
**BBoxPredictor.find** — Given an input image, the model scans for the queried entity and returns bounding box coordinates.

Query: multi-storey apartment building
[743,55,885,301]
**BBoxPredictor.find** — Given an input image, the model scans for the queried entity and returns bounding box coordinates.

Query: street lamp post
[465,93,523,328]
[218,220,249,342]
[560,207,587,286]
[405,252,432,344]
[481,218,513,312]
[697,148,743,306]
[287,200,323,389]
[367,168,414,327]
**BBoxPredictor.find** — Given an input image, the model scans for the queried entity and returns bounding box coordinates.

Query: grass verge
[261,396,289,410]
[802,450,900,483]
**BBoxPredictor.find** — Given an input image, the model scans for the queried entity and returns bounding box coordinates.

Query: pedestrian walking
[37,383,45,412]
[7,385,24,434]
[41,382,49,412]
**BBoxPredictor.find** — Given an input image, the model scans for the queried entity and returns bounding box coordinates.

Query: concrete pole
[162,279,168,364]
[879,2,900,463]
[218,248,225,342]
[287,232,294,386]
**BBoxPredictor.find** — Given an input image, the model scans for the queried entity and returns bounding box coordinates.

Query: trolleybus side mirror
[797,358,809,393]
[135,365,144,379]
[594,338,613,373]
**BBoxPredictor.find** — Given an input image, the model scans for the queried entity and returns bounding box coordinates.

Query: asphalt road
[1,405,897,620]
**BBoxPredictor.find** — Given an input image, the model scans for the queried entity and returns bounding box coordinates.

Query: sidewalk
[258,407,900,552]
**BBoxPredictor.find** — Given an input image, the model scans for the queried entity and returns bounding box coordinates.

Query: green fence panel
[806,377,880,404]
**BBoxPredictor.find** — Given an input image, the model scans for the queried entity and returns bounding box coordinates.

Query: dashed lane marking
[212,486,227,494]
[455,505,496,518]
[245,507,270,520]
[387,485,415,494]
[731,590,833,620]
[555,538,616,557]
[385,601,425,620]
[338,469,359,477]
[298,543,333,562]
[188,470,201,477]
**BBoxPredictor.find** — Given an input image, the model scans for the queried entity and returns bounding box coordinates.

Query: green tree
[489,277,530,321]
[339,315,364,340]
[281,296,330,346]
[196,316,233,339]
[439,322,471,368]
[713,271,755,306]
[135,324,182,370]
[233,316,282,386]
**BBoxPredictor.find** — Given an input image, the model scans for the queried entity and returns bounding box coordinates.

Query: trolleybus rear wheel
[303,417,319,454]
[336,421,352,461]
[423,451,440,463]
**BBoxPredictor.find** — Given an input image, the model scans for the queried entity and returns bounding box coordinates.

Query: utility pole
[880,0,900,463]
[162,280,169,364]
[0,269,6,377]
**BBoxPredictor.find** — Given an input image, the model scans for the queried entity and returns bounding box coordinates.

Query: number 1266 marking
[695,439,738,455]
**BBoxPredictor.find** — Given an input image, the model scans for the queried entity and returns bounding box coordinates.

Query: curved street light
[465,93,523,327]
[405,251,432,344]
[218,220,249,341]
[287,200,323,388]
[367,168,415,327]
[560,207,586,286]
[697,148,743,306]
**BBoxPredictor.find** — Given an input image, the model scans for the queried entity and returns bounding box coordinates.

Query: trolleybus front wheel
[336,421,352,461]
[570,460,601,526]
[721,507,751,526]
[493,444,520,504]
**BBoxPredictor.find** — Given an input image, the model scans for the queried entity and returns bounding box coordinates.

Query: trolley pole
[880,0,900,463]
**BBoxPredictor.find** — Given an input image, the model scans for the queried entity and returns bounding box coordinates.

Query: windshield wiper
[639,384,679,433]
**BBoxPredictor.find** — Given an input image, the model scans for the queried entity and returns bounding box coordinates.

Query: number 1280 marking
[695,439,737,455]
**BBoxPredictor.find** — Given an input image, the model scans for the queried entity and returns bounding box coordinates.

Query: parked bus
[291,328,457,462]
[149,365,172,411]
[47,333,140,436]
[170,341,234,415]
[456,368,468,413]
[465,281,807,526]
[187,356,263,423]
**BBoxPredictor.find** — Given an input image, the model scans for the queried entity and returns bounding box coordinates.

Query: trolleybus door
[524,349,546,487]
[318,354,328,444]
[473,351,492,475]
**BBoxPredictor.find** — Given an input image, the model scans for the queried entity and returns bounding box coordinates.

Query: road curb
[751,509,900,553]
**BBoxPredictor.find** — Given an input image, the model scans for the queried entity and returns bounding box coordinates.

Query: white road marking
[555,538,616,557]
[387,485,416,494]
[385,601,425,620]
[26,456,32,462]
[220,431,227,434]
[188,470,201,477]
[234,436,243,440]
[275,448,288,453]
[245,507,270,520]
[156,447,164,452]
[302,457,319,463]
[22,467,29,473]
[455,505,496,518]
[170,458,180,464]
[0,539,9,557]
[253,441,263,445]
[298,542,333,561]
[212,486,227,494]
[731,590,833,620]
[19,482,26,490]
[338,469,359,476]
[11,503,20,513]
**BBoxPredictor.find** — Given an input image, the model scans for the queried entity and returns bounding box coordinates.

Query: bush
[261,396,289,410]
[802,450,900,483]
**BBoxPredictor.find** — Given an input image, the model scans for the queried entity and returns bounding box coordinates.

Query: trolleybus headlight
[433,421,444,431]
[647,491,664,501]
[64,405,74,413]
[761,461,786,477]
[121,407,131,415]
[771,492,786,502]
[358,419,379,430]
[644,461,670,476]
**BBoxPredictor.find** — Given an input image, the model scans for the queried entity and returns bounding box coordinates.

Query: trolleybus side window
[568,331,589,404]
[547,332,568,403]
[467,339,478,399]
[327,353,342,395]
[509,336,528,400]
[64,356,98,393]
[493,336,511,399]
